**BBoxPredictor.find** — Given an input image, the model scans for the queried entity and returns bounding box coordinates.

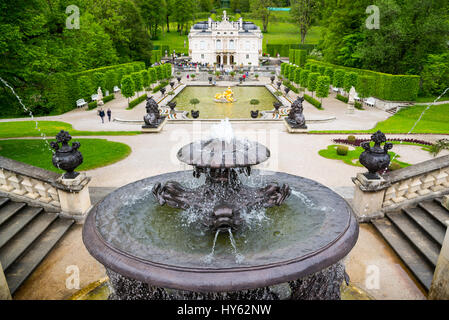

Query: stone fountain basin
[82,170,359,293]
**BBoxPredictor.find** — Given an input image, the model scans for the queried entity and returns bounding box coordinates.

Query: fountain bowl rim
[82,170,359,293]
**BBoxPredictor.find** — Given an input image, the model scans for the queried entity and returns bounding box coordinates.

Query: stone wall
[0,156,91,221]
[352,154,449,221]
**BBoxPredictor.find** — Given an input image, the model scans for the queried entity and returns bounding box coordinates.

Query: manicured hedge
[127,94,148,110]
[267,43,315,57]
[103,94,115,104]
[307,59,420,101]
[304,94,323,110]
[43,61,145,115]
[88,101,97,110]
[337,94,349,103]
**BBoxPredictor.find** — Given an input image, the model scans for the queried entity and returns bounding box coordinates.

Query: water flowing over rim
[82,170,359,292]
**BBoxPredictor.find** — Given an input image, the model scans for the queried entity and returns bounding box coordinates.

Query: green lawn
[154,12,321,53]
[0,121,139,138]
[311,104,449,134]
[0,139,131,173]
[318,144,411,168]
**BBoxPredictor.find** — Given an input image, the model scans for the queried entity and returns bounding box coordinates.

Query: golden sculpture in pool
[214,87,236,103]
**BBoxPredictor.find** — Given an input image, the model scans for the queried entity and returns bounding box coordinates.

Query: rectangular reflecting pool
[171,86,278,119]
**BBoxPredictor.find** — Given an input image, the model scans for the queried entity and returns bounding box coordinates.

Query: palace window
[216,40,222,50]
[229,40,235,50]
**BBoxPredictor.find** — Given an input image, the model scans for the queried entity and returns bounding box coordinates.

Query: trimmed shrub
[294,68,302,85]
[300,69,310,88]
[155,65,164,80]
[343,72,358,93]
[336,94,349,103]
[121,75,135,102]
[127,94,148,110]
[310,64,318,73]
[307,59,420,101]
[334,69,346,88]
[148,67,157,85]
[289,65,296,81]
[141,70,150,90]
[347,135,356,143]
[307,72,320,95]
[324,68,334,85]
[318,66,326,75]
[87,101,97,110]
[104,70,117,93]
[295,49,307,67]
[304,94,323,109]
[281,63,287,77]
[355,101,364,110]
[316,76,330,102]
[131,72,143,93]
[336,145,349,156]
[103,94,114,104]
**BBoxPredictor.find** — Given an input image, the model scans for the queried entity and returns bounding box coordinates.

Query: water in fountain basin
[96,171,347,269]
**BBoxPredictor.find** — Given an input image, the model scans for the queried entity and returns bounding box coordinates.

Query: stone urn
[273,101,282,113]
[160,88,166,96]
[168,101,177,114]
[50,130,83,179]
[177,76,182,84]
[284,87,290,95]
[270,76,275,84]
[359,131,393,179]
[276,81,282,90]
[169,82,175,90]
[191,110,200,119]
[250,110,259,119]
[208,76,213,84]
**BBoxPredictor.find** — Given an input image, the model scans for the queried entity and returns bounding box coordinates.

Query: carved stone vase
[50,130,83,179]
[359,131,393,179]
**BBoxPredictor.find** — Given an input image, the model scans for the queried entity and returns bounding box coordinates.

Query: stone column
[352,173,388,222]
[56,173,92,223]
[429,221,449,300]
[0,261,11,300]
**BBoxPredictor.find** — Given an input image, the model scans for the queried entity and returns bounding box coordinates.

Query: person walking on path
[98,108,105,123]
[107,108,112,122]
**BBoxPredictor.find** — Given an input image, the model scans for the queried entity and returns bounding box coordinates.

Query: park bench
[113,86,120,93]
[365,97,376,107]
[332,87,339,93]
[76,98,87,108]
[91,94,98,101]
[354,92,361,101]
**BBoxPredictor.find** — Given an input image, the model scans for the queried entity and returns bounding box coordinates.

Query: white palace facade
[188,11,263,66]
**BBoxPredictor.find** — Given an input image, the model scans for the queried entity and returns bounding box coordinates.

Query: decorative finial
[50,130,83,179]
[359,130,393,179]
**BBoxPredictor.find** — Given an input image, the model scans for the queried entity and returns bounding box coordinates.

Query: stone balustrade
[0,156,91,222]
[352,154,449,221]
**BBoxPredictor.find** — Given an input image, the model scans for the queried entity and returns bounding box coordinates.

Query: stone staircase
[0,196,74,295]
[372,197,449,292]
